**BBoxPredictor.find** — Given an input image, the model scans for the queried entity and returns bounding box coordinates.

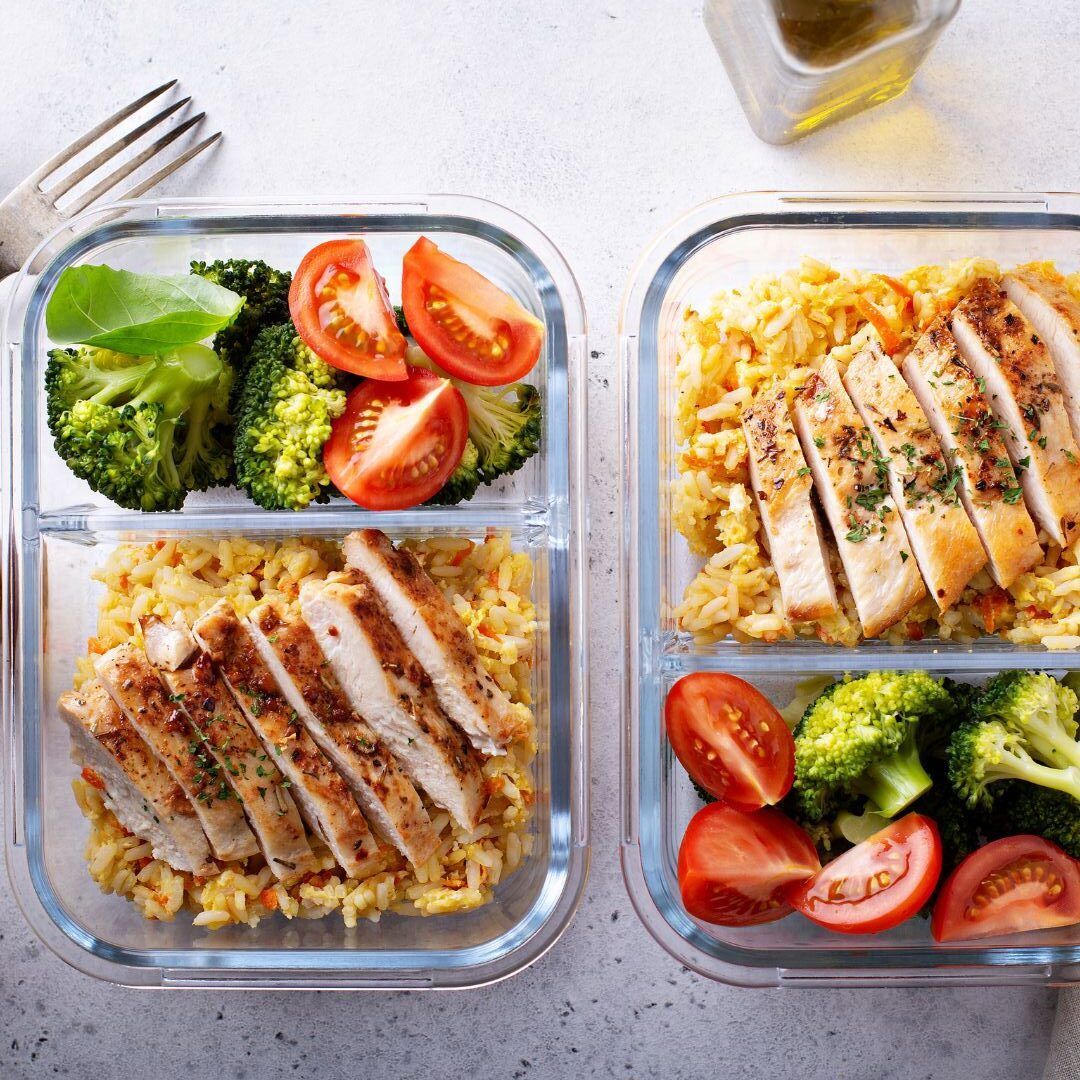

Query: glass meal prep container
[1,195,589,989]
[620,192,1080,987]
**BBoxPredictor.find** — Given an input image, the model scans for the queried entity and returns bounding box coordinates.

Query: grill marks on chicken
[342,529,526,756]
[192,602,384,881]
[952,278,1080,547]
[299,571,486,831]
[903,317,1041,589]
[141,615,315,882]
[247,603,440,868]
[793,359,926,638]
[1004,267,1080,446]
[60,681,217,876]
[742,390,838,622]
[843,342,986,610]
[95,644,259,863]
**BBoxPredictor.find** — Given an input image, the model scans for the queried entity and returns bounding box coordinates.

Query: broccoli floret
[47,343,230,511]
[460,380,542,483]
[975,670,1080,770]
[947,718,1080,811]
[792,671,950,822]
[425,440,482,506]
[190,258,292,379]
[992,785,1080,858]
[233,324,347,510]
[410,355,541,485]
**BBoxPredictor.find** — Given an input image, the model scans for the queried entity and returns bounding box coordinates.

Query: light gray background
[0,1,1074,1077]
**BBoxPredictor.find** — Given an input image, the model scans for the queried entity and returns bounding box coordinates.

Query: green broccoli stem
[852,726,933,818]
[1022,718,1080,772]
[994,746,1080,801]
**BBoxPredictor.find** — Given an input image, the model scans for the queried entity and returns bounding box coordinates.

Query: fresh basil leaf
[45,264,244,354]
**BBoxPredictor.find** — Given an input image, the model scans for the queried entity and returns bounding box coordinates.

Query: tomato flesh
[323,366,468,510]
[786,814,942,935]
[932,835,1080,943]
[401,237,543,386]
[678,803,819,926]
[665,672,795,811]
[290,239,407,380]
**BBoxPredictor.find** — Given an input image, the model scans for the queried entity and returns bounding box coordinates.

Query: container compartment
[620,193,1080,986]
[3,197,589,988]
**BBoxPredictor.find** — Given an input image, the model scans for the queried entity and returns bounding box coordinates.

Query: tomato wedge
[323,366,468,510]
[401,237,543,386]
[665,672,795,811]
[678,803,820,926]
[290,239,407,380]
[932,835,1080,943]
[786,814,941,935]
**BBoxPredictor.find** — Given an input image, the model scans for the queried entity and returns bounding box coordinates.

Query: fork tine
[120,131,223,201]
[63,112,207,215]
[45,97,191,200]
[29,79,178,185]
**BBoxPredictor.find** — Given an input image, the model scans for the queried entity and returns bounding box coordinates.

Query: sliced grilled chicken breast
[248,602,439,868]
[60,682,216,876]
[141,616,314,882]
[1004,267,1080,445]
[192,601,384,881]
[342,529,526,756]
[952,279,1080,547]
[299,571,486,831]
[903,318,1041,588]
[95,644,258,863]
[742,390,838,623]
[792,358,925,638]
[844,342,986,610]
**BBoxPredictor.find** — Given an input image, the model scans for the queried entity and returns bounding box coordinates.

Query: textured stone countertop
[0,1,1075,1076]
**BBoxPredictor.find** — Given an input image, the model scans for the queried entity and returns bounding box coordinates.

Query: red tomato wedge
[786,814,942,935]
[678,803,820,927]
[290,239,407,380]
[932,835,1080,943]
[401,237,544,386]
[665,672,795,811]
[323,367,468,510]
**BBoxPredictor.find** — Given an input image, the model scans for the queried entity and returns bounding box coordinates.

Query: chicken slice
[843,342,986,610]
[60,682,216,876]
[248,602,439,868]
[299,571,486,831]
[951,278,1080,547]
[1004,267,1080,445]
[191,601,384,880]
[95,644,258,863]
[902,317,1041,589]
[141,615,315,882]
[792,358,925,638]
[342,530,528,756]
[741,390,838,623]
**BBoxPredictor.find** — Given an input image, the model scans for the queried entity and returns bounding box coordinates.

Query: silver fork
[0,80,221,277]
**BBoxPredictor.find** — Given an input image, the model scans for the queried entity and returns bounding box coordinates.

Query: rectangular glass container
[2,196,589,989]
[620,192,1080,987]
[704,0,960,144]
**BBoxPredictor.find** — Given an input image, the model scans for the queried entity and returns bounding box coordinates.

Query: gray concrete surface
[0,1,1074,1077]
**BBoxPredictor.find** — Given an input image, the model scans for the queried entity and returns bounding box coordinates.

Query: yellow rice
[673,258,1080,649]
[73,532,537,928]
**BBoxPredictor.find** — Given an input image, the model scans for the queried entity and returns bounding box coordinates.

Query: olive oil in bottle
[704,0,958,144]
[772,0,919,65]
